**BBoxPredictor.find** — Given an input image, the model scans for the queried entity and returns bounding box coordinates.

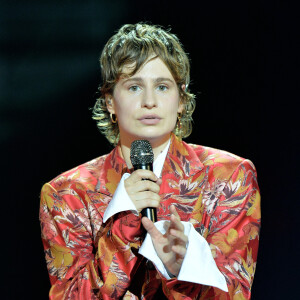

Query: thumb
[141,217,161,239]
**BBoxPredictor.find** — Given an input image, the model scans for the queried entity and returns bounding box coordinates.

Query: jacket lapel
[159,135,206,221]
[87,145,128,220]
[162,134,204,178]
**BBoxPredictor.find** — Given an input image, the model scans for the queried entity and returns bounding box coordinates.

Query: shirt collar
[153,139,171,177]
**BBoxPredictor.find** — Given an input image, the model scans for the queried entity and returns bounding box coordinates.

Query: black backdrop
[1,1,298,299]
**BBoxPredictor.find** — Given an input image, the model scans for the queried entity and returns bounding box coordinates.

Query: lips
[138,114,161,125]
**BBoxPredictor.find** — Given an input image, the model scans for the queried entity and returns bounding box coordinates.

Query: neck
[119,135,171,168]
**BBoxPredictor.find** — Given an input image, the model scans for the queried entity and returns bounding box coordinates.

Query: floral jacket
[40,134,261,299]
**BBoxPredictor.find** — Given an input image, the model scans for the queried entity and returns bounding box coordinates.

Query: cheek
[165,104,180,126]
[114,102,135,121]
[166,97,181,114]
[171,113,179,126]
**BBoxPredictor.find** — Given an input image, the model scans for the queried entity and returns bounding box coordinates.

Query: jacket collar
[161,134,204,178]
[97,145,127,197]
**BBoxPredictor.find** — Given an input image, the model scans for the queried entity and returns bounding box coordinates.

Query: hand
[124,169,162,213]
[141,205,188,277]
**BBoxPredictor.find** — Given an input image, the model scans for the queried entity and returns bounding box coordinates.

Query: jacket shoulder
[190,143,244,163]
[186,143,256,178]
[46,153,109,192]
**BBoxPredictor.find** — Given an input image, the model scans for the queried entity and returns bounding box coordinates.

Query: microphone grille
[130,140,154,166]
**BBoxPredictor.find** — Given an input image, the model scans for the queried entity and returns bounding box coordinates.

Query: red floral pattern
[40,134,260,299]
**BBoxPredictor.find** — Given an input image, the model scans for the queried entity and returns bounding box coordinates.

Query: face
[107,57,183,148]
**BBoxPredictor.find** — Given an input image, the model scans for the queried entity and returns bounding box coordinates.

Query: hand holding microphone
[124,140,161,222]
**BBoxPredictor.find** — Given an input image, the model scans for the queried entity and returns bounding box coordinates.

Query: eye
[129,85,141,92]
[157,84,168,91]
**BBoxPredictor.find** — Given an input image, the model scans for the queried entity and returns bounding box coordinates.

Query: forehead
[120,56,175,80]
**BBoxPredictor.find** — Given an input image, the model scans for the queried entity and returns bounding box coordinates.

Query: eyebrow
[122,77,175,84]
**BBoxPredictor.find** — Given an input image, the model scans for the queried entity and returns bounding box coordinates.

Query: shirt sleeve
[201,159,261,299]
[40,182,143,299]
[103,173,138,223]
[139,221,228,291]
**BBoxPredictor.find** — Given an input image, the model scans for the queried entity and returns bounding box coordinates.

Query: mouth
[139,114,161,120]
[138,114,161,125]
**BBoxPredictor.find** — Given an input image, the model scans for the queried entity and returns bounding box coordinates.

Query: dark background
[1,0,298,299]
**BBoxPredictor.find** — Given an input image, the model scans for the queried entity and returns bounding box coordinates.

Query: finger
[172,244,187,258]
[170,229,188,245]
[156,178,162,186]
[129,169,158,183]
[125,180,161,194]
[142,217,163,239]
[131,190,161,202]
[127,185,162,213]
[170,213,184,232]
[134,199,161,212]
[132,190,161,212]
[169,205,184,230]
[170,204,180,218]
[163,220,171,232]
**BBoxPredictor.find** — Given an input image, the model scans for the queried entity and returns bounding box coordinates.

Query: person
[40,23,261,299]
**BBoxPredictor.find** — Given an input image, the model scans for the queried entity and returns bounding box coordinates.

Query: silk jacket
[40,134,261,299]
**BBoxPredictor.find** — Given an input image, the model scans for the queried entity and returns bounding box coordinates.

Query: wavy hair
[92,23,196,145]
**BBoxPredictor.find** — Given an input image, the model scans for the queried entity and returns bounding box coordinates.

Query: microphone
[130,140,157,222]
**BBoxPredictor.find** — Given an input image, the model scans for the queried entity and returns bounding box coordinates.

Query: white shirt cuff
[103,173,138,223]
[138,221,228,292]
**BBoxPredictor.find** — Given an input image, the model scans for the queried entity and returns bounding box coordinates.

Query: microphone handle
[133,163,157,223]
[142,207,157,223]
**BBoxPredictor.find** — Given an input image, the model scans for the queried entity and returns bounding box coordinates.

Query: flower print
[246,189,261,219]
[178,179,199,195]
[212,226,256,258]
[240,248,256,285]
[202,179,227,214]
[40,204,58,240]
[45,244,73,280]
[223,179,241,199]
[173,202,195,215]
[167,176,204,200]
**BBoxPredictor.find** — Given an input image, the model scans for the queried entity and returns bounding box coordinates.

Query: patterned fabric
[40,134,261,299]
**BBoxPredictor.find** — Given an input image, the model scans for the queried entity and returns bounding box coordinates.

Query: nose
[141,88,157,108]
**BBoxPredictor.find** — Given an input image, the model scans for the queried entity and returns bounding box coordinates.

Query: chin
[136,131,171,143]
[121,127,173,146]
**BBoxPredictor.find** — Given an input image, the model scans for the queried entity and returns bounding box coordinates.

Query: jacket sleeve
[40,182,143,300]
[158,159,261,299]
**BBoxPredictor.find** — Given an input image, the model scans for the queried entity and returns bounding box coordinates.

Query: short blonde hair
[92,23,195,145]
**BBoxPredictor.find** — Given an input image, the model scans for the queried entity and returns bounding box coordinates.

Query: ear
[178,102,184,114]
[105,95,115,114]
